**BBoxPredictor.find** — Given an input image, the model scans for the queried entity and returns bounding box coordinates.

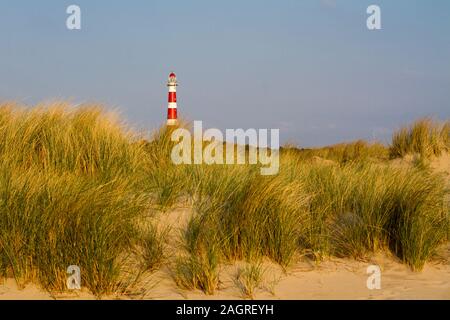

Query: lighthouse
[167,72,178,126]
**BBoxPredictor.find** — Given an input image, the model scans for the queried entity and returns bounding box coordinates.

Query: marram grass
[0,102,448,296]
[390,118,450,159]
[0,102,157,296]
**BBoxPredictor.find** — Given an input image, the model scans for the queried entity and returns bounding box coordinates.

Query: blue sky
[0,0,449,147]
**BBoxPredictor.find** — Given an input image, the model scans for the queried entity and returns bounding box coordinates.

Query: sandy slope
[1,249,449,300]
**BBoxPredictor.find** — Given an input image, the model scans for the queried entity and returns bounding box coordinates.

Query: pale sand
[1,250,449,300]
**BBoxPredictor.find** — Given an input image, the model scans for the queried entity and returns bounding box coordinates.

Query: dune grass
[179,164,310,268]
[292,160,449,269]
[282,140,389,165]
[135,224,169,272]
[173,246,220,295]
[390,118,450,159]
[235,262,265,299]
[148,124,448,293]
[0,102,448,296]
[0,102,161,296]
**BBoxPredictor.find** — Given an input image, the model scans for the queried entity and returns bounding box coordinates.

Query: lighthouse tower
[167,72,178,126]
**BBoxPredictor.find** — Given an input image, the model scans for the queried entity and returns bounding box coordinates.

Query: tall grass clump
[173,246,220,295]
[235,262,264,299]
[282,150,449,270]
[0,103,146,177]
[0,102,154,295]
[134,224,169,272]
[386,169,449,270]
[390,118,450,159]
[292,163,354,259]
[179,163,310,268]
[143,122,193,211]
[282,140,389,165]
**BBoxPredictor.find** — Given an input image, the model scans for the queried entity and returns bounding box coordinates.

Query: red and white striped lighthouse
[167,72,178,126]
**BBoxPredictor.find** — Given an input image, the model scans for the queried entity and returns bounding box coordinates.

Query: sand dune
[1,247,449,300]
[1,149,449,300]
[1,206,448,301]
